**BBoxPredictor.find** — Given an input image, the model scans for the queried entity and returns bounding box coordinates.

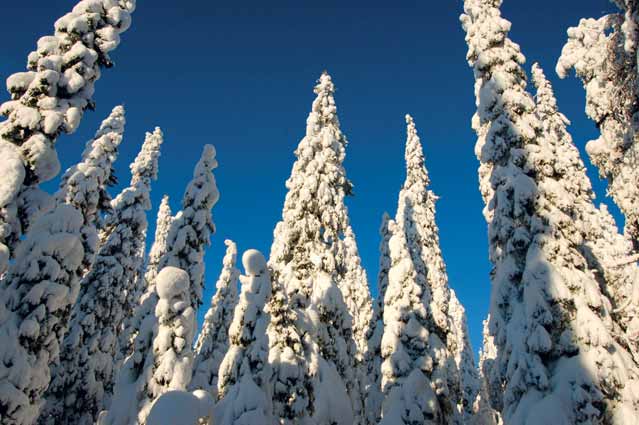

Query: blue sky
[0,0,621,354]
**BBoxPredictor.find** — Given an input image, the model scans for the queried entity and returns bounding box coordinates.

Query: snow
[462,0,639,422]
[156,266,189,300]
[377,115,464,425]
[191,240,240,398]
[0,0,137,270]
[267,72,368,425]
[146,390,215,425]
[557,13,639,250]
[216,249,273,425]
[159,144,219,309]
[242,249,267,276]
[0,141,25,207]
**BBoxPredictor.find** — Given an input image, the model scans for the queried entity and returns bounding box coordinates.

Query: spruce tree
[268,72,366,425]
[364,213,394,425]
[103,145,218,425]
[39,127,163,425]
[264,271,316,424]
[190,239,240,398]
[379,115,462,425]
[215,249,274,425]
[0,0,136,264]
[461,0,639,422]
[140,266,197,424]
[159,144,219,309]
[117,194,173,363]
[447,291,486,424]
[557,12,639,249]
[477,318,501,425]
[532,63,639,355]
[0,106,124,425]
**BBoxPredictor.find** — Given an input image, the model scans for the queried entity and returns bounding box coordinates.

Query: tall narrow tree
[268,72,366,425]
[364,213,394,425]
[117,194,173,363]
[103,145,219,425]
[379,115,462,425]
[532,63,639,354]
[40,128,163,425]
[0,106,124,425]
[216,249,274,425]
[0,0,136,264]
[557,12,639,249]
[190,239,240,398]
[461,0,639,422]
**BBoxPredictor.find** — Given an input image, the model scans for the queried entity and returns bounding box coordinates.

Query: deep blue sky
[0,0,621,354]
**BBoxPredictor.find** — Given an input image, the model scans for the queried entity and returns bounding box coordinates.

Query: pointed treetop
[184,144,219,211]
[403,114,430,189]
[312,72,339,125]
[531,63,560,117]
[94,105,126,139]
[130,127,163,186]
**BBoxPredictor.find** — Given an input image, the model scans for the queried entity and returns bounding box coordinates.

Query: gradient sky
[0,0,621,354]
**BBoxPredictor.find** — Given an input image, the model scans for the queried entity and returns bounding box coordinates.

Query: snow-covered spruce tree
[461,1,639,422]
[0,0,136,265]
[39,128,163,425]
[145,195,174,287]
[557,12,639,249]
[0,106,124,425]
[379,115,461,425]
[103,146,218,425]
[447,290,494,425]
[477,318,502,425]
[215,249,274,425]
[264,271,316,424]
[190,239,240,398]
[139,266,197,424]
[610,0,638,65]
[117,194,173,363]
[364,213,394,425]
[159,144,219,309]
[268,72,366,425]
[532,63,639,355]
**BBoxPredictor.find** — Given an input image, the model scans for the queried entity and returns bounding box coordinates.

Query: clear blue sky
[0,0,621,354]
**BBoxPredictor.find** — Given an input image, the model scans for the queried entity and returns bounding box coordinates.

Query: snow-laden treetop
[130,127,163,188]
[403,114,430,190]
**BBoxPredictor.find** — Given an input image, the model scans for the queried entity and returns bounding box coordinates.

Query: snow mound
[156,266,190,300]
[242,249,267,276]
[146,390,215,425]
[0,141,25,206]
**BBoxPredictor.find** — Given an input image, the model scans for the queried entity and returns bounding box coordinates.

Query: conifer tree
[364,213,394,425]
[215,249,274,425]
[159,145,219,309]
[39,127,163,425]
[268,72,366,425]
[447,291,485,424]
[379,115,462,425]
[461,1,639,422]
[146,195,174,285]
[139,266,197,423]
[477,318,501,425]
[0,106,124,425]
[264,272,316,424]
[117,194,173,363]
[557,12,639,249]
[190,239,240,398]
[103,145,218,425]
[0,0,136,264]
[532,63,639,354]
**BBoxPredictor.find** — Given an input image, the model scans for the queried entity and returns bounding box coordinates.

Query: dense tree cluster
[0,0,637,424]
